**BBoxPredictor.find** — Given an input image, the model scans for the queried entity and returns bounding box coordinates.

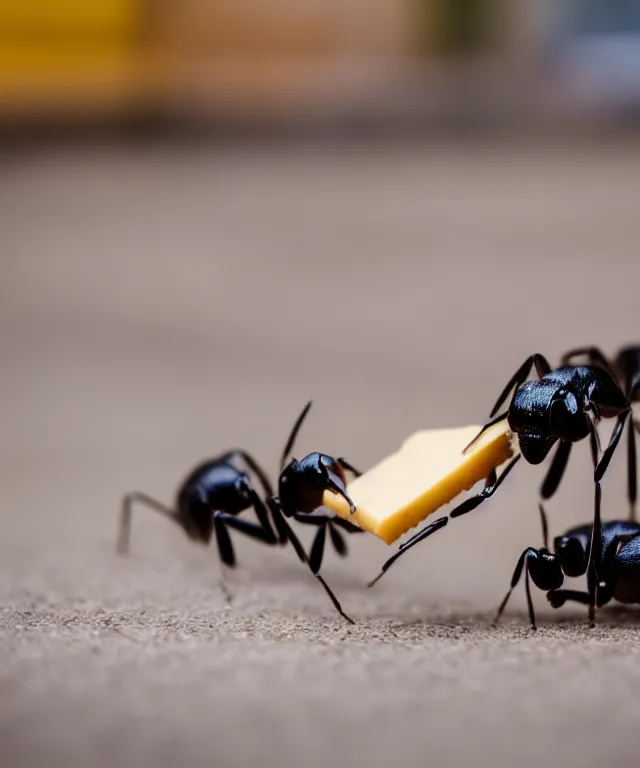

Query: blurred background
[2,0,640,131]
[3,3,640,768]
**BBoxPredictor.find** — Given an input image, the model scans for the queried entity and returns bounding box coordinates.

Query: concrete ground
[2,138,640,768]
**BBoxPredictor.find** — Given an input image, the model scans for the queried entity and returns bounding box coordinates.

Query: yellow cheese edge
[323,425,514,545]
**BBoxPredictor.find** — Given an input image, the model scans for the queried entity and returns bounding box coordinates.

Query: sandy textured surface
[2,140,640,767]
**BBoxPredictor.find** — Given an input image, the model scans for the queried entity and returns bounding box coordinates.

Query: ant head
[518,433,556,465]
[554,534,587,577]
[279,455,325,516]
[277,459,299,517]
[549,389,591,441]
[278,453,349,517]
[528,548,564,591]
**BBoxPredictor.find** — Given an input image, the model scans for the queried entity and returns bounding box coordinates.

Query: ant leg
[583,422,602,627]
[332,517,365,534]
[212,491,281,567]
[249,490,287,546]
[594,409,630,483]
[337,458,362,478]
[626,357,640,517]
[212,515,237,567]
[117,492,179,556]
[524,564,537,631]
[291,511,350,563]
[589,408,628,617]
[267,496,291,545]
[290,514,325,526]
[267,499,354,623]
[367,517,448,588]
[462,412,509,454]
[218,565,233,604]
[212,509,279,599]
[538,503,550,549]
[213,511,278,552]
[251,491,282,542]
[560,346,617,379]
[589,422,601,466]
[210,528,240,605]
[547,590,590,609]
[493,548,537,629]
[270,508,290,546]
[328,522,348,556]
[586,481,602,627]
[493,549,527,625]
[628,419,637,522]
[279,400,313,472]
[488,353,552,418]
[309,525,327,574]
[449,455,521,519]
[540,441,572,501]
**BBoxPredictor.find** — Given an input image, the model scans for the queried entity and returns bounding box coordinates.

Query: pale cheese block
[322,422,515,545]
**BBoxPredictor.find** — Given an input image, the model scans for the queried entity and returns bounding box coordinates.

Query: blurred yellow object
[0,0,141,37]
[0,47,145,116]
[0,0,147,115]
[322,422,515,544]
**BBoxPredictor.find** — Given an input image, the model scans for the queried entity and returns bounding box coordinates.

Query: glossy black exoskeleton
[561,344,640,520]
[367,353,631,624]
[273,406,364,577]
[494,504,640,629]
[118,449,283,562]
[118,401,360,623]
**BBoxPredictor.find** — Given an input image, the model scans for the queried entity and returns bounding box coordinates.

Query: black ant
[118,401,361,622]
[560,345,640,521]
[368,353,631,624]
[275,428,364,577]
[494,504,640,630]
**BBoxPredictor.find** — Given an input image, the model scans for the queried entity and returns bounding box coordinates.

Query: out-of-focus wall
[0,0,422,120]
[0,0,522,121]
[1,0,639,125]
[153,0,416,115]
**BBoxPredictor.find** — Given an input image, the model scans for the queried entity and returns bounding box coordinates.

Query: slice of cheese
[322,422,515,545]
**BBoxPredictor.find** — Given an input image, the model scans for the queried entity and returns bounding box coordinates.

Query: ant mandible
[118,401,361,623]
[368,353,631,624]
[494,504,640,629]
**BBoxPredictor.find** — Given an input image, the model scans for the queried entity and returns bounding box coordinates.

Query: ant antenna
[280,401,312,472]
[538,503,549,550]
